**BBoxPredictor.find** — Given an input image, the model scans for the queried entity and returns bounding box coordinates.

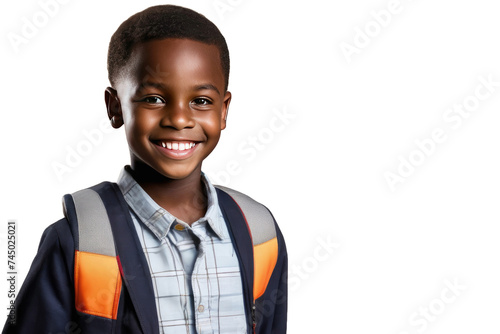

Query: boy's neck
[128,163,208,225]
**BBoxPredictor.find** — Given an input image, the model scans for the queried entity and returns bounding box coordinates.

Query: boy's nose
[161,103,195,130]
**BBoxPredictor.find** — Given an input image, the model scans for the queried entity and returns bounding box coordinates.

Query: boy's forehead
[123,38,224,85]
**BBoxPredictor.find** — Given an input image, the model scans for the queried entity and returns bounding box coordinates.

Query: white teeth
[159,141,196,150]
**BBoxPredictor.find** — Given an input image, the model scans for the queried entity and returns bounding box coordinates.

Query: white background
[1,0,500,333]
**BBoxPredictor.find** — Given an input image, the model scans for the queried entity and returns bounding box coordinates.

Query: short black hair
[107,5,230,91]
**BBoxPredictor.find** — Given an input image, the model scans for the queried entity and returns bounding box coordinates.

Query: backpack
[62,181,278,325]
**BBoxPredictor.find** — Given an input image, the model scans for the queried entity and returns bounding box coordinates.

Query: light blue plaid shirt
[117,167,247,333]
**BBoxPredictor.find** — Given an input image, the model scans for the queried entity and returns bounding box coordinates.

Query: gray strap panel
[216,186,276,245]
[72,189,116,256]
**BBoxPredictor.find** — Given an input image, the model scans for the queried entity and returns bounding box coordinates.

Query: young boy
[3,5,287,334]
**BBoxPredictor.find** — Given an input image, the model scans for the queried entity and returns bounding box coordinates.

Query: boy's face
[105,38,231,180]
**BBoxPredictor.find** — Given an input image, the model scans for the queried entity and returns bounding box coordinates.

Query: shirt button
[174,224,185,231]
[197,304,205,313]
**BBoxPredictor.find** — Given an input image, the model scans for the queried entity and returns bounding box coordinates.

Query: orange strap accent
[253,237,278,299]
[74,251,122,319]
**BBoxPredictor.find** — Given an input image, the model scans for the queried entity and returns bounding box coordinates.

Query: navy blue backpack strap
[63,182,121,322]
[215,186,279,300]
[62,181,277,333]
[62,181,159,334]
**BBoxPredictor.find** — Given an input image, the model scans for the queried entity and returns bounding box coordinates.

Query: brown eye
[142,96,165,104]
[192,98,212,106]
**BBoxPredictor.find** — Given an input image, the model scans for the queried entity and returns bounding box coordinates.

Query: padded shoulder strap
[215,186,276,244]
[63,184,122,321]
[65,188,117,256]
[215,186,279,300]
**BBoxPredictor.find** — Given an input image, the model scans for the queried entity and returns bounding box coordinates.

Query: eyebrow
[138,81,165,90]
[193,84,220,95]
[137,82,221,95]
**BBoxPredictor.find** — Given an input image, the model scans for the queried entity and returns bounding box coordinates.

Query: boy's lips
[152,140,199,159]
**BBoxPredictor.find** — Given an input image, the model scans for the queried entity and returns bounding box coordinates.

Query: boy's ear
[105,87,123,129]
[220,91,231,130]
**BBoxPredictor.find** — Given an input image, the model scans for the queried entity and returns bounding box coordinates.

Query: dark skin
[126,162,208,224]
[105,38,231,224]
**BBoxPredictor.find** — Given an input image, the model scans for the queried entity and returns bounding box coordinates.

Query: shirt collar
[116,166,226,241]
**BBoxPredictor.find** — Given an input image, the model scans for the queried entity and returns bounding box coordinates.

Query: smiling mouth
[155,140,197,151]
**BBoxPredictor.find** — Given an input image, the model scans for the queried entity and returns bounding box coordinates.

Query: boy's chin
[132,162,202,182]
[158,168,201,181]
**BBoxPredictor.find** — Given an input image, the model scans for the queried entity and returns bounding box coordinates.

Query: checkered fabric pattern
[117,167,247,333]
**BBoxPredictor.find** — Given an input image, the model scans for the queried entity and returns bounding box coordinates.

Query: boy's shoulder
[62,181,280,249]
[63,180,275,222]
[54,181,284,323]
[214,185,278,231]
[61,180,277,229]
